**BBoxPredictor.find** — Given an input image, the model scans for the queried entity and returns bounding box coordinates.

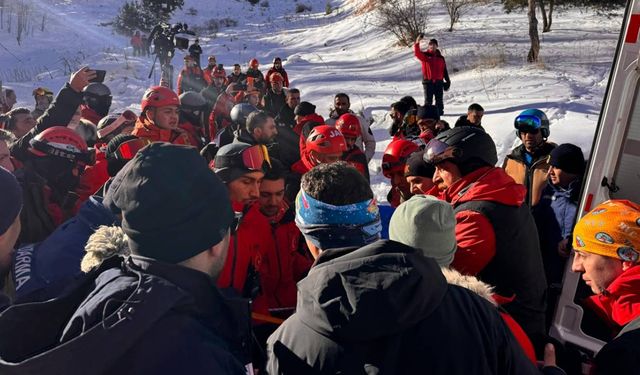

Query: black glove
[443,81,451,91]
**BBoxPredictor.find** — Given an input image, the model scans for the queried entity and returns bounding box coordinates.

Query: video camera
[149,22,195,64]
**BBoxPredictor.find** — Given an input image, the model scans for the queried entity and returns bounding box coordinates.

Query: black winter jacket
[0,256,250,375]
[267,240,542,375]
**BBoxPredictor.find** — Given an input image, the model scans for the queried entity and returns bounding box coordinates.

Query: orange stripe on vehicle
[625,14,640,43]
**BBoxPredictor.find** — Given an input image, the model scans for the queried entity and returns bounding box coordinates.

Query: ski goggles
[30,139,96,165]
[112,138,152,160]
[97,110,137,139]
[514,114,542,131]
[423,138,458,164]
[212,144,271,171]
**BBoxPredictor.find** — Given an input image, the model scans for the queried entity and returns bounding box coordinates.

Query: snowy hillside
[0,0,625,202]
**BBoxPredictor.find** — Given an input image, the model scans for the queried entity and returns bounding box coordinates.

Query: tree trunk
[547,0,554,32]
[539,0,549,33]
[527,0,540,63]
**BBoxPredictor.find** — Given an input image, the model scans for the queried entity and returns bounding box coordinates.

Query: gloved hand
[443,80,451,91]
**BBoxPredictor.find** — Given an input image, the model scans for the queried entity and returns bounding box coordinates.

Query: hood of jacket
[295,240,447,341]
[81,225,130,273]
[443,166,526,208]
[441,267,496,306]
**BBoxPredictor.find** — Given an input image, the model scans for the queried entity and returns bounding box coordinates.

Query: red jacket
[342,147,369,181]
[176,66,206,95]
[265,67,290,88]
[178,121,204,149]
[209,92,236,139]
[76,145,108,202]
[413,44,447,82]
[439,166,526,275]
[244,203,312,316]
[586,265,640,330]
[294,113,325,155]
[132,116,197,146]
[80,105,103,126]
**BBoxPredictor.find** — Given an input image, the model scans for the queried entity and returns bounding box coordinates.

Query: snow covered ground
[0,0,625,202]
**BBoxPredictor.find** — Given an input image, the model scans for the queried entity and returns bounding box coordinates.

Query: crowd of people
[0,43,637,374]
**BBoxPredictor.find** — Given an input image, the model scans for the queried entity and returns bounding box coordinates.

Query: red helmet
[306,125,347,155]
[271,72,284,83]
[335,114,361,138]
[212,67,226,78]
[249,58,259,68]
[382,139,420,178]
[141,86,180,113]
[29,126,94,165]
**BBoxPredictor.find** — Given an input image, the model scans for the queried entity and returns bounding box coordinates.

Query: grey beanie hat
[389,194,457,267]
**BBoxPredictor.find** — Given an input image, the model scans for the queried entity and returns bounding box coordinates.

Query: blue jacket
[533,179,581,284]
[12,196,119,302]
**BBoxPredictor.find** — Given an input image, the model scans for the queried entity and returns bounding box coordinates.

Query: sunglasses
[112,138,152,160]
[423,139,459,164]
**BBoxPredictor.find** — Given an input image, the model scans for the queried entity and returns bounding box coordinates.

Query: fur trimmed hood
[81,226,129,272]
[441,267,497,306]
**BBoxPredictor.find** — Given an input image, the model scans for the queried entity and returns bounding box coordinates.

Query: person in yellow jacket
[503,109,555,207]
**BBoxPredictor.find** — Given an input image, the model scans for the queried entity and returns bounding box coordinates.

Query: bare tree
[373,0,432,47]
[442,0,490,32]
[16,0,31,45]
[538,0,554,32]
[527,0,540,62]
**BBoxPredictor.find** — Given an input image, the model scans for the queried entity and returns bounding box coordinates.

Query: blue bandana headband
[295,189,382,249]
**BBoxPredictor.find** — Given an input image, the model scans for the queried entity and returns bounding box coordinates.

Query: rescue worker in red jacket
[176,55,206,95]
[414,36,451,115]
[571,200,640,374]
[202,55,217,86]
[335,113,369,181]
[76,110,136,201]
[382,139,421,208]
[246,159,312,317]
[212,142,269,305]
[209,83,239,141]
[265,57,290,89]
[132,86,197,146]
[286,125,346,204]
[80,83,111,126]
[424,126,547,353]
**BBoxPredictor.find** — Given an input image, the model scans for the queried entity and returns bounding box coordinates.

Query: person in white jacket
[324,93,375,162]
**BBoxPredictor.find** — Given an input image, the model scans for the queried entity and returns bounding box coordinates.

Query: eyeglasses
[112,138,152,160]
[514,114,542,130]
[423,139,459,164]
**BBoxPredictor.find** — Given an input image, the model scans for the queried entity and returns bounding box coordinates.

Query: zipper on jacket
[271,222,284,307]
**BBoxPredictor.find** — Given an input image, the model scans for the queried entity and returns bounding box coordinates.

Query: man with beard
[234,110,278,147]
[503,109,556,207]
[325,93,375,161]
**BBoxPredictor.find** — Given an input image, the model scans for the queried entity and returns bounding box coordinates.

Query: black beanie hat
[294,101,316,116]
[213,142,259,184]
[549,143,585,175]
[104,143,233,264]
[417,105,440,121]
[404,151,435,178]
[105,134,138,177]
